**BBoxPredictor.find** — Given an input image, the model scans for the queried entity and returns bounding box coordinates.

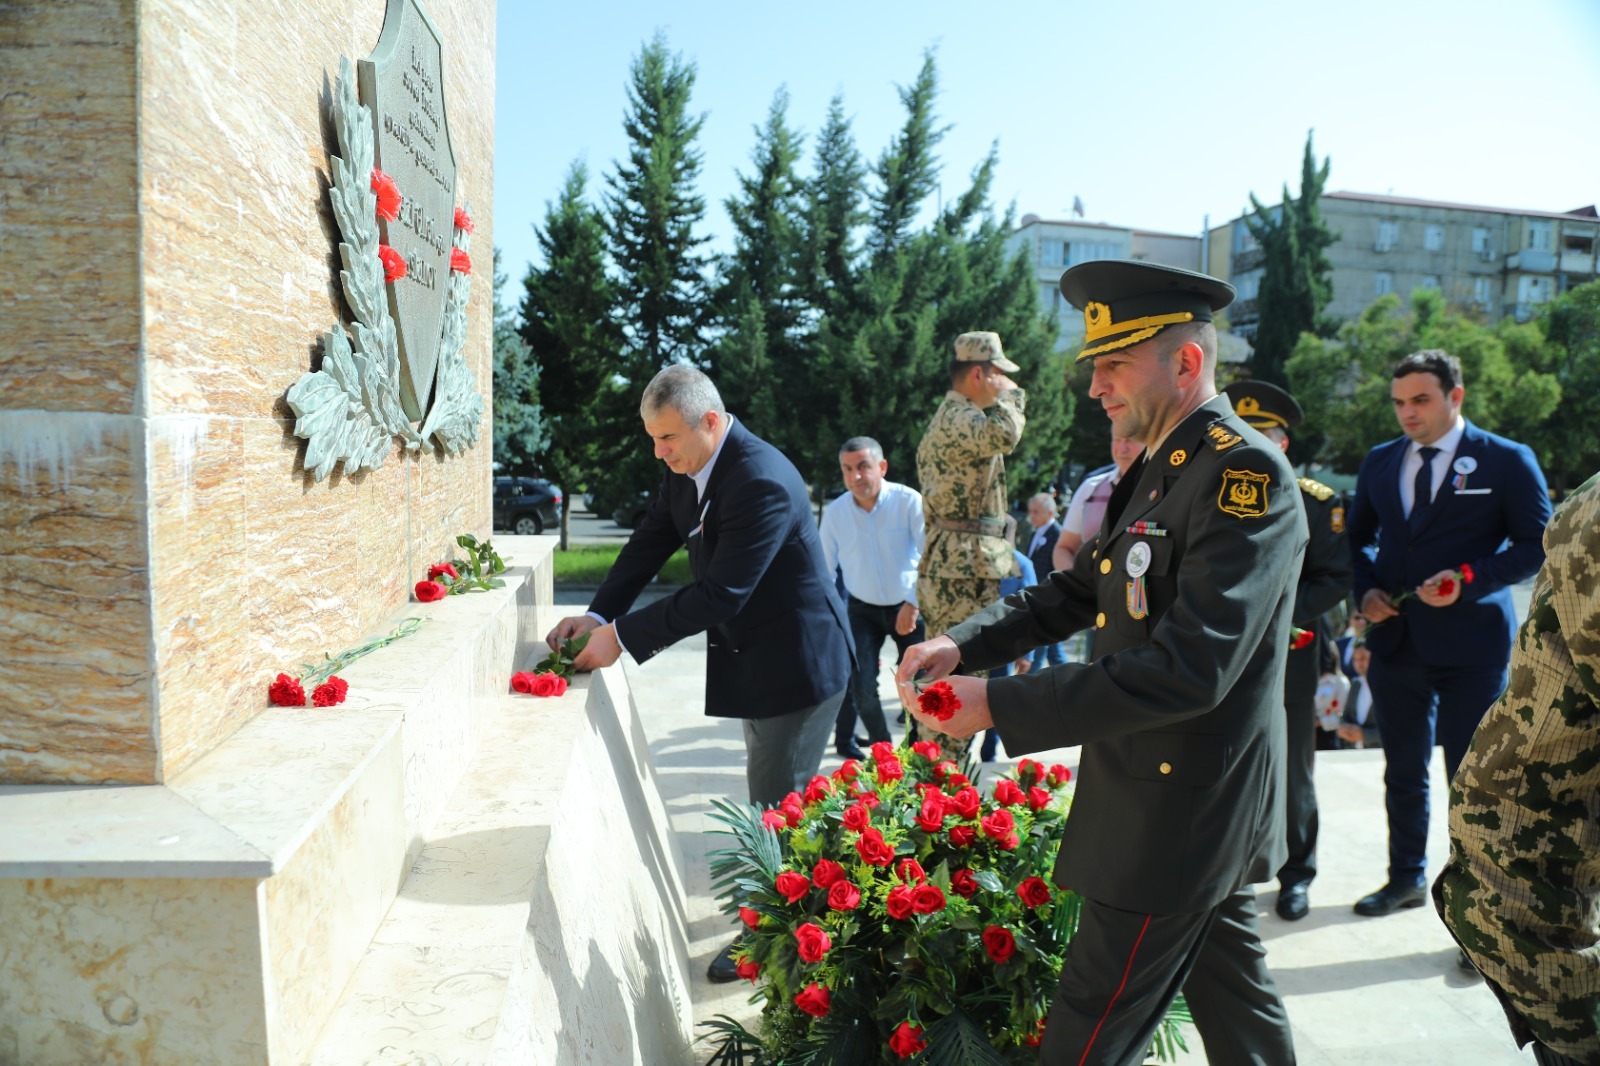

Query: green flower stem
[299,616,423,685]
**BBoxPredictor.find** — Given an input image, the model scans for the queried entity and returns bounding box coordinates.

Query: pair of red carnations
[371,170,475,283]
[268,672,348,707]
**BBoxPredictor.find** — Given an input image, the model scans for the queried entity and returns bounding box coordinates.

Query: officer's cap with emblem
[1059,261,1235,363]
[1222,379,1305,432]
[952,331,1020,373]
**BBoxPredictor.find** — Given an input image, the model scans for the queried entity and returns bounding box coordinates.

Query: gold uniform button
[1099,558,1112,574]
[1159,762,1173,775]
[1091,549,1099,560]
[1096,612,1106,628]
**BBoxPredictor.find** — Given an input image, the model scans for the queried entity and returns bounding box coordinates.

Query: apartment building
[1213,192,1599,338]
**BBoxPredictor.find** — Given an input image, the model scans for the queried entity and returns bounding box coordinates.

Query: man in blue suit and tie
[1346,350,1551,935]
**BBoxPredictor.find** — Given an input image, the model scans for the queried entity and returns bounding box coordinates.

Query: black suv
[493,477,562,535]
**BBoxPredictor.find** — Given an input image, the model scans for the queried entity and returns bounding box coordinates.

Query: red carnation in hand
[811,858,846,890]
[414,579,447,602]
[948,824,977,848]
[739,905,761,929]
[268,673,306,707]
[1289,627,1316,650]
[311,676,349,707]
[994,779,1027,807]
[453,205,475,233]
[890,1022,927,1058]
[736,957,762,983]
[510,671,537,694]
[1017,876,1053,908]
[983,924,1017,964]
[842,802,871,831]
[794,983,831,1018]
[1436,577,1457,598]
[378,244,407,282]
[917,680,961,721]
[911,883,946,914]
[896,858,926,884]
[950,867,979,898]
[1048,764,1073,787]
[854,827,894,866]
[449,247,472,275]
[910,740,942,761]
[370,168,402,221]
[794,922,832,963]
[1461,564,1475,584]
[775,871,810,904]
[428,562,459,581]
[885,884,915,919]
[827,880,861,911]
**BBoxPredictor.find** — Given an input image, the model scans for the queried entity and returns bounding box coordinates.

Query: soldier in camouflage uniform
[914,330,1026,762]
[1435,472,1600,1066]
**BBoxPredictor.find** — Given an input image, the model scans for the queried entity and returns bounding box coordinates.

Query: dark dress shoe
[1353,882,1428,916]
[1456,948,1480,975]
[706,934,745,983]
[836,740,867,760]
[1275,883,1310,921]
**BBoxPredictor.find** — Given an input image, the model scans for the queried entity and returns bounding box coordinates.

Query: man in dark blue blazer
[1346,350,1551,928]
[545,365,854,980]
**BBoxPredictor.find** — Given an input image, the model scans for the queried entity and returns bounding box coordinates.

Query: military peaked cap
[1222,379,1305,431]
[1059,261,1235,362]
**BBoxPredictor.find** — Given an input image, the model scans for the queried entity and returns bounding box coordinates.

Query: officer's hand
[894,602,920,637]
[546,614,600,651]
[895,636,961,712]
[1416,570,1463,608]
[1337,722,1365,745]
[992,373,1019,393]
[908,675,993,740]
[570,623,622,671]
[1360,588,1398,623]
[1013,657,1032,675]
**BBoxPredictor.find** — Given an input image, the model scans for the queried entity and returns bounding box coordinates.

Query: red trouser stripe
[1077,912,1154,1066]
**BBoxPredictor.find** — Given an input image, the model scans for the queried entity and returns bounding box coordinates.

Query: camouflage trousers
[914,574,1001,765]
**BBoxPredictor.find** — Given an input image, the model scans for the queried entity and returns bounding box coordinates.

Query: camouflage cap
[952,331,1019,373]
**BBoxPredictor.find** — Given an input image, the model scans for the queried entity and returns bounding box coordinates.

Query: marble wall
[0,0,496,785]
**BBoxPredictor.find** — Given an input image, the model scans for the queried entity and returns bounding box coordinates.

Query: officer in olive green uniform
[1224,380,1353,922]
[1436,471,1600,1066]
[898,262,1308,1066]
[915,330,1026,762]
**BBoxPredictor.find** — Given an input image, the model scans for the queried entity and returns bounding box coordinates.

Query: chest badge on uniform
[1218,468,1271,519]
[1169,449,1187,466]
[1124,541,1152,620]
[1125,541,1152,578]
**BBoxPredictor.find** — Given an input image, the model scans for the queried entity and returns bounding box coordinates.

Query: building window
[1472,227,1492,256]
[1375,272,1393,296]
[1421,275,1441,290]
[1424,225,1444,251]
[1040,239,1065,267]
[1518,275,1553,304]
[1376,220,1399,252]
[1528,221,1553,251]
[1474,277,1493,308]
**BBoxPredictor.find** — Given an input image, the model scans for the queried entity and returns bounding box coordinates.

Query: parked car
[611,490,652,530]
[493,477,562,535]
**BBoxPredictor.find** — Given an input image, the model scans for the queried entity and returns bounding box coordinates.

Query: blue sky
[492,0,1600,287]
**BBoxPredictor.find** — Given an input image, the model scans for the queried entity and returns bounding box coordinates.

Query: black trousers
[1278,647,1319,889]
[1039,886,1294,1066]
[836,595,924,744]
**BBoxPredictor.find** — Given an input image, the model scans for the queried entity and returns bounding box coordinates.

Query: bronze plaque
[358,0,458,421]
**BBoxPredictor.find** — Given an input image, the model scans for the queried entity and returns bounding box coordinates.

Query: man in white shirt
[1053,432,1142,572]
[818,437,925,758]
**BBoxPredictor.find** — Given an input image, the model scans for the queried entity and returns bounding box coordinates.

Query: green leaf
[972,870,1004,895]
[915,1008,1012,1065]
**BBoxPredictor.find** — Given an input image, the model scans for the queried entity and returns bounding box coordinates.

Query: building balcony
[1559,251,1596,276]
[1506,249,1556,273]
[1230,297,1259,321]
[1233,248,1265,272]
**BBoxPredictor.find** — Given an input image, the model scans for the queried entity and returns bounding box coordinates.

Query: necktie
[1408,446,1440,533]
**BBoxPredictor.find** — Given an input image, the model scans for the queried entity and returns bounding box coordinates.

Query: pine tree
[491,249,549,478]
[519,161,623,549]
[799,95,868,318]
[1245,131,1335,390]
[865,52,948,264]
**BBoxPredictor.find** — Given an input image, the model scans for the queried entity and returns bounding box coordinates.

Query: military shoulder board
[1206,424,1242,451]
[1298,477,1335,501]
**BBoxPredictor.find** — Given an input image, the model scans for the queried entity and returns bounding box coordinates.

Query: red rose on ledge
[378,243,407,283]
[415,579,448,602]
[428,562,459,581]
[510,671,536,694]
[370,168,402,222]
[794,983,831,1018]
[268,673,306,707]
[529,672,568,697]
[917,680,961,721]
[449,247,472,274]
[312,676,349,707]
[889,1021,927,1058]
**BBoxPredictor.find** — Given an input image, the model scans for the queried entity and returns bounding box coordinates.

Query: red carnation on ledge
[312,676,349,707]
[916,680,961,722]
[370,168,402,222]
[453,205,474,233]
[450,247,472,274]
[378,244,407,283]
[268,673,306,707]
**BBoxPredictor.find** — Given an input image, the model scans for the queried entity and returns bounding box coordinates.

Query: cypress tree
[1245,131,1335,390]
[492,248,550,478]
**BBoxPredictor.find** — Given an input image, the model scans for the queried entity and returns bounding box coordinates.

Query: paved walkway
[553,588,1535,1064]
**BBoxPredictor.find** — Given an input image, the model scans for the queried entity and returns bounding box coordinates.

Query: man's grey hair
[640,364,726,424]
[1029,492,1057,514]
[839,436,883,460]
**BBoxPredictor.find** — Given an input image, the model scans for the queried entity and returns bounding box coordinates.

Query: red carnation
[268,672,306,707]
[1461,564,1475,584]
[794,922,832,963]
[736,957,762,983]
[794,983,831,1018]
[911,883,946,914]
[948,824,977,848]
[378,243,407,283]
[428,562,459,581]
[453,205,475,233]
[916,794,946,833]
[450,247,472,275]
[1436,577,1457,598]
[917,680,961,721]
[1048,764,1073,787]
[414,579,447,602]
[950,867,979,898]
[895,858,926,884]
[1289,627,1316,650]
[983,924,1017,964]
[950,786,982,821]
[811,859,846,890]
[826,880,861,911]
[1018,876,1053,908]
[370,168,402,222]
[775,870,810,904]
[910,740,942,761]
[1027,786,1052,812]
[994,779,1027,807]
[530,672,567,697]
[510,671,537,694]
[854,827,894,866]
[889,1021,927,1058]
[739,905,761,929]
[981,808,1016,841]
[311,676,349,707]
[842,802,871,831]
[885,884,915,919]
[762,809,788,831]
